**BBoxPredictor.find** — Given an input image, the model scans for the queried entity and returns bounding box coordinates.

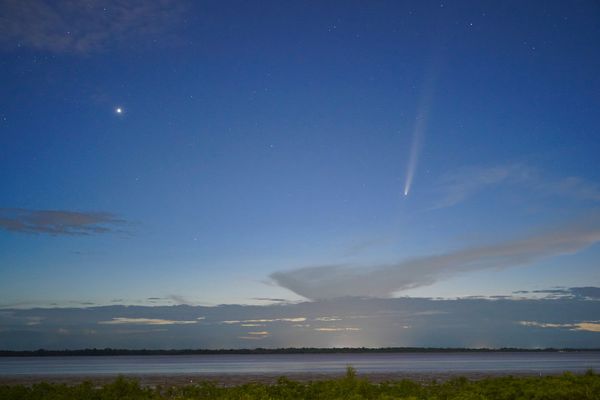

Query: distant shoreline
[2,347,599,357]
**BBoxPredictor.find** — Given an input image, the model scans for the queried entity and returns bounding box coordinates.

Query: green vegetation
[1,369,599,400]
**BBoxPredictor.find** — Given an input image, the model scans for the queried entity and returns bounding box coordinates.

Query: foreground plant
[0,369,598,400]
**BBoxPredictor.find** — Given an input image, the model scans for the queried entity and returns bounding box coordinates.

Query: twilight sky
[1,0,599,349]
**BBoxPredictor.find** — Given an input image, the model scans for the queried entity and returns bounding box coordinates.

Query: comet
[403,67,438,197]
[403,108,428,196]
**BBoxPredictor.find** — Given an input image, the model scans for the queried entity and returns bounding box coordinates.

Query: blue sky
[1,0,599,348]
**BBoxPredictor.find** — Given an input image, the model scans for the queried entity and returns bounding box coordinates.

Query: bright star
[115,107,123,114]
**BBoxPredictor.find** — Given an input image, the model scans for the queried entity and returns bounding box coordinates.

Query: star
[115,107,123,114]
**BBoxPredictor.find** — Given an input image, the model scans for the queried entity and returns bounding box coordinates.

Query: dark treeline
[1,347,599,357]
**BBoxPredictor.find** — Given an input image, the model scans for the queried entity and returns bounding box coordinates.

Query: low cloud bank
[1,296,598,349]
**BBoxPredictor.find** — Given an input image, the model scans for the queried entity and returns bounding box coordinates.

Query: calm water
[1,352,599,376]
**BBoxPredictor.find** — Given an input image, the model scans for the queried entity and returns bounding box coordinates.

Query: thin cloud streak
[271,216,600,300]
[220,317,306,325]
[314,327,360,332]
[519,320,600,333]
[98,318,198,325]
[432,164,533,208]
[514,287,600,300]
[432,163,600,209]
[0,208,125,236]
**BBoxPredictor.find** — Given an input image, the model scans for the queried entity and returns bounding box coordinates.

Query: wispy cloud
[432,164,532,208]
[251,297,292,305]
[314,327,360,332]
[576,323,600,333]
[0,208,125,236]
[432,163,600,208]
[314,316,342,322]
[167,294,199,305]
[519,320,600,333]
[543,177,600,203]
[98,317,197,325]
[252,297,290,303]
[0,0,187,54]
[221,317,306,325]
[570,287,600,300]
[25,316,44,326]
[271,216,600,300]
[515,287,600,300]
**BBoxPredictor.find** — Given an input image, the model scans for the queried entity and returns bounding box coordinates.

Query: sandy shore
[0,371,560,387]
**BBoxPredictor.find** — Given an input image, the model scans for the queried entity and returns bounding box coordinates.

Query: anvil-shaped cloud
[271,217,600,300]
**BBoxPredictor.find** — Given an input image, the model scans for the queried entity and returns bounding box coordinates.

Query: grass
[1,368,599,399]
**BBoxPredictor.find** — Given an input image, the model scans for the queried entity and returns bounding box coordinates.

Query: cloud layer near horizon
[271,217,600,300]
[1,296,599,350]
[0,208,125,235]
